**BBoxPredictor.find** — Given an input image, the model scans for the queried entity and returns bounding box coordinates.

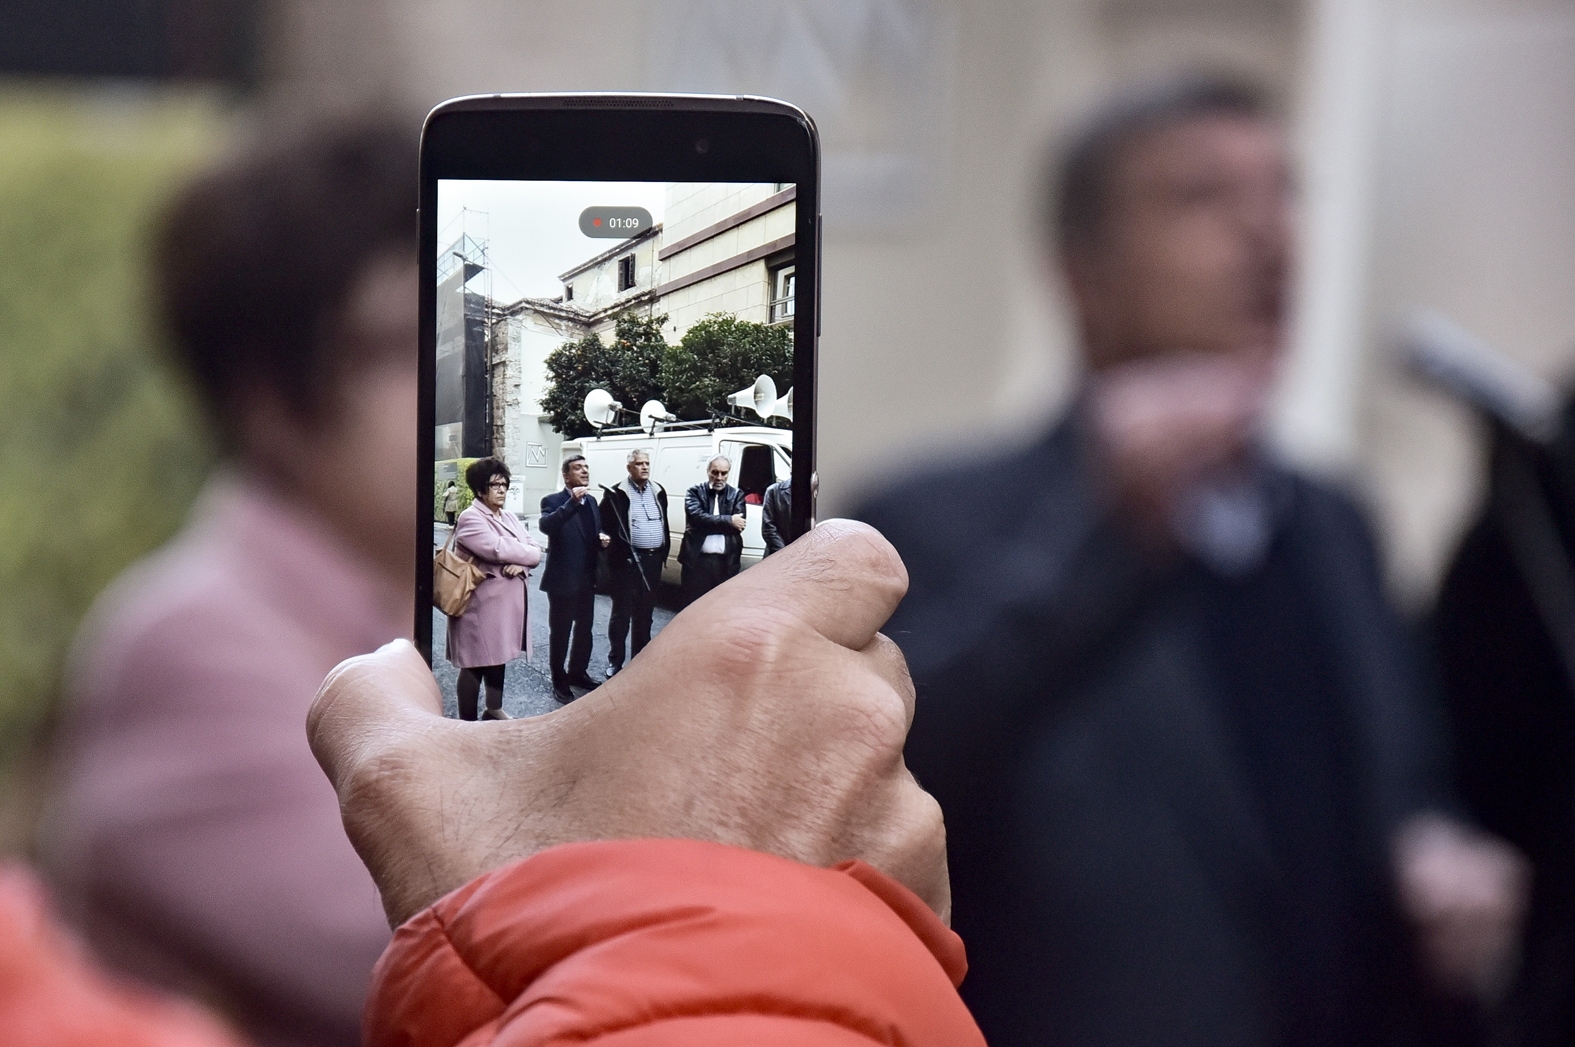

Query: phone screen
[430,178,800,718]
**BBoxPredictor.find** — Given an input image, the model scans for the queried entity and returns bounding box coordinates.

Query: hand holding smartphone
[418,94,819,718]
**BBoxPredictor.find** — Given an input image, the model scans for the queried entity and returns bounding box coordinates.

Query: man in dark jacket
[761,477,791,556]
[600,448,670,677]
[539,454,608,702]
[1432,409,1575,1047]
[856,76,1526,1047]
[679,455,747,603]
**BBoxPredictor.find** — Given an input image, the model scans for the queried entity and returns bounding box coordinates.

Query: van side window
[735,445,774,504]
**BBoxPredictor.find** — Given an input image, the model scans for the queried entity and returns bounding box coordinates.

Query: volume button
[815,213,823,337]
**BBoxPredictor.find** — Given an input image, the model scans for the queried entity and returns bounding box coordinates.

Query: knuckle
[854,782,950,921]
[834,676,912,761]
[710,609,780,661]
[867,633,915,694]
[900,786,951,896]
[907,785,947,850]
[799,520,909,599]
[704,614,911,751]
[703,608,796,682]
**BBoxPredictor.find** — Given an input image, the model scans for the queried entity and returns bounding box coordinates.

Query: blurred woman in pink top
[41,116,418,1047]
[446,456,540,720]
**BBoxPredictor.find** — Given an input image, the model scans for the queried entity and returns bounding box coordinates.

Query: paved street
[433,523,677,718]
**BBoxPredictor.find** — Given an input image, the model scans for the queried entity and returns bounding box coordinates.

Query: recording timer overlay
[580,206,653,238]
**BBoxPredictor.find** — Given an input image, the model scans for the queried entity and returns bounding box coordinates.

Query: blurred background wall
[265,0,1575,605]
[1353,0,1575,603]
[1,0,1572,813]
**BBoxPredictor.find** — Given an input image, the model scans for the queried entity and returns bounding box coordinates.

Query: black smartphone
[417,93,819,719]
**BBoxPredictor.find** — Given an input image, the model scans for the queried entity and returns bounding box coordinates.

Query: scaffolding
[436,209,495,456]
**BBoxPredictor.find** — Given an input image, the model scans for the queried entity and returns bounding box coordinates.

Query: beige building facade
[486,181,797,515]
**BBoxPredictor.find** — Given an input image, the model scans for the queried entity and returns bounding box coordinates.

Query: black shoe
[481,707,512,720]
[553,683,574,703]
[567,671,599,690]
[605,663,621,680]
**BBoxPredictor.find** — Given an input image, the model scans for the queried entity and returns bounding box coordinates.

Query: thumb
[306,639,443,792]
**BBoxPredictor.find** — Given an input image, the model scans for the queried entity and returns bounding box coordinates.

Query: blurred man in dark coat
[1434,408,1575,1047]
[857,77,1527,1047]
[761,477,791,556]
[679,455,746,602]
[539,454,608,702]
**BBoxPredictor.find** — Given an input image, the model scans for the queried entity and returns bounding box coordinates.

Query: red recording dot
[592,217,602,226]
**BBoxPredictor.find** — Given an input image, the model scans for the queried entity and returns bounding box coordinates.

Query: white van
[560,424,791,585]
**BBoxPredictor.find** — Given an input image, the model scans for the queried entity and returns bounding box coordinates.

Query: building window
[769,264,796,325]
[564,284,574,301]
[617,255,636,292]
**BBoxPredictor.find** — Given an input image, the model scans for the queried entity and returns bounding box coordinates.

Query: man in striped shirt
[600,449,670,678]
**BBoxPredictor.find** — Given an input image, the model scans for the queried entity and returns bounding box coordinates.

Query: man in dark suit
[539,454,609,702]
[1432,407,1575,1047]
[679,455,746,603]
[856,77,1527,1047]
[599,448,670,677]
[760,477,791,556]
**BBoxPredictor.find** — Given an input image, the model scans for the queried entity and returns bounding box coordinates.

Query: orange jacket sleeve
[0,864,248,1047]
[364,839,985,1047]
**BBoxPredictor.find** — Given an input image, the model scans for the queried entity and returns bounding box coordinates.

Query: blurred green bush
[0,84,228,750]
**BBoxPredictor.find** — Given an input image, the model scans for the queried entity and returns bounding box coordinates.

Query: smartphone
[417,93,819,719]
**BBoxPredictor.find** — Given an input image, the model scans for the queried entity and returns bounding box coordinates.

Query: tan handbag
[433,526,485,617]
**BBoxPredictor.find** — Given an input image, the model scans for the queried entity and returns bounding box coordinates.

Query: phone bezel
[416,93,820,662]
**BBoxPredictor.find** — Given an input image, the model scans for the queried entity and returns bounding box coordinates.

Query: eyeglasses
[487,480,509,490]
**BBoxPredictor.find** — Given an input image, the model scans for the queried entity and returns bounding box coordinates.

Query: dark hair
[561,454,587,477]
[1050,75,1271,253]
[153,114,417,444]
[466,457,511,497]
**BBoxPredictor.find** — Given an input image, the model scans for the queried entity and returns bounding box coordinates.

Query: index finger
[705,518,909,652]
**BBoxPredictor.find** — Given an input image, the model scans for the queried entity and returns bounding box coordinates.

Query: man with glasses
[600,449,669,678]
[679,456,747,604]
[857,76,1526,1046]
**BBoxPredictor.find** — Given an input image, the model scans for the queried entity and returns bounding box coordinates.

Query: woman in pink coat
[447,457,541,720]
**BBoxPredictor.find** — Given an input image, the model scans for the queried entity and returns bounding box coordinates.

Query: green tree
[0,87,223,768]
[661,313,792,422]
[539,313,669,438]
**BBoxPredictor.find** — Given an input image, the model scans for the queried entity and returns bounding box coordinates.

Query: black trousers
[547,585,595,685]
[456,664,504,721]
[682,553,734,605]
[609,548,664,668]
